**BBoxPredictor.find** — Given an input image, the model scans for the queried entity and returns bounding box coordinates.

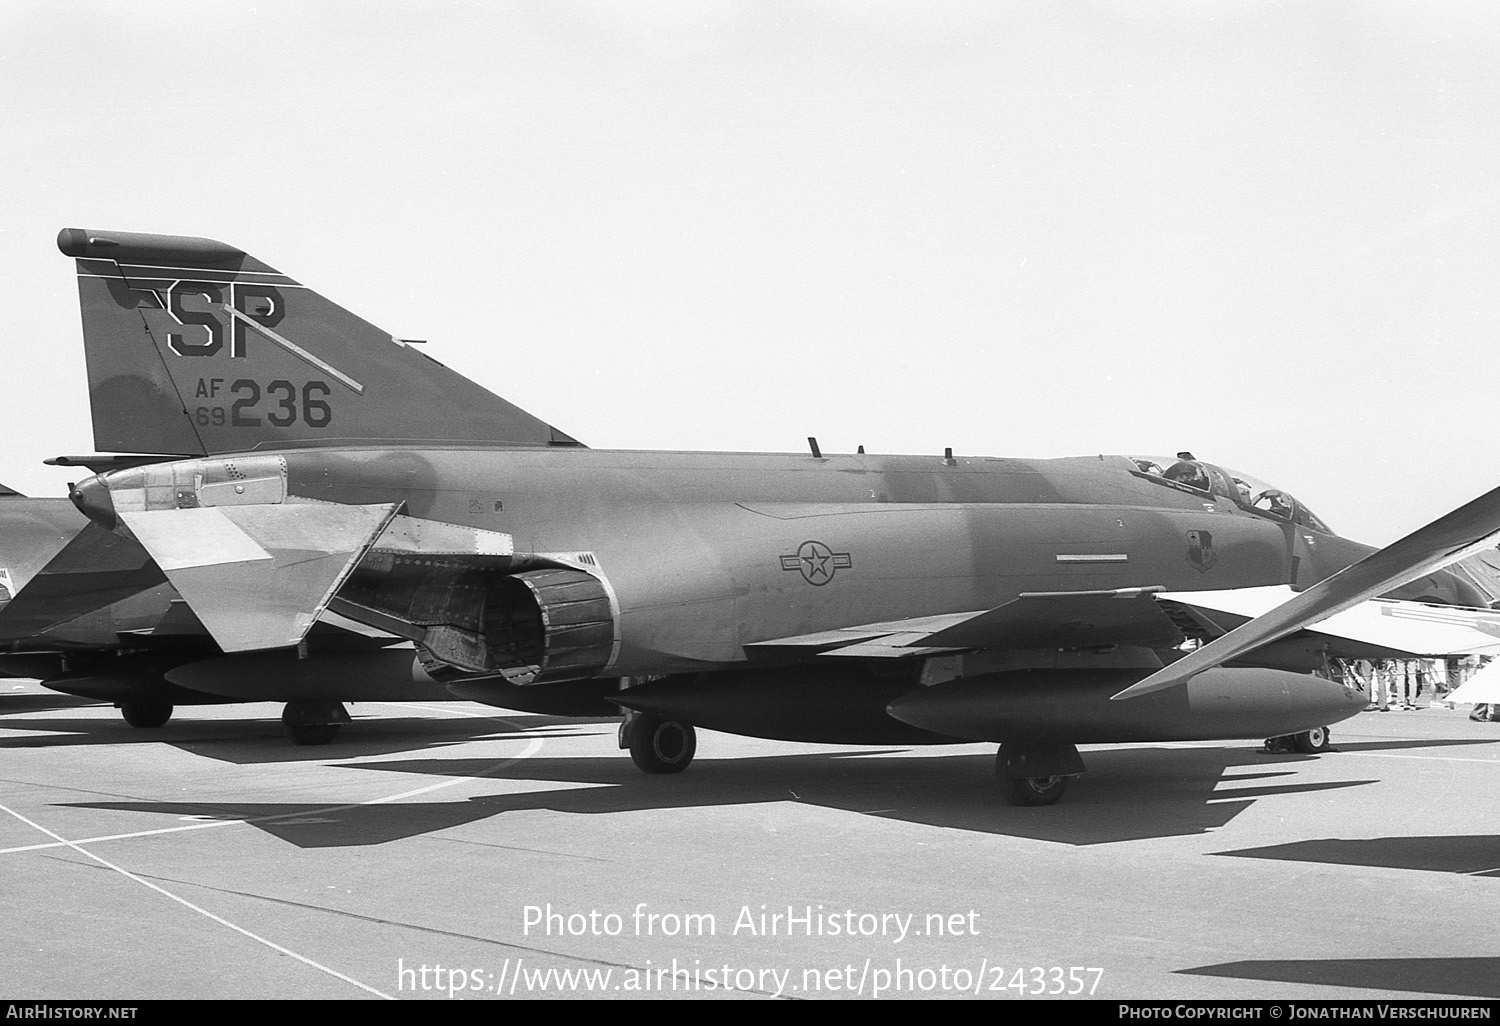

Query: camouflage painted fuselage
[83,445,1484,677]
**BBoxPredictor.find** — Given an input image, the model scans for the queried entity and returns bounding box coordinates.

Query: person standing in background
[1427,657,1451,709]
[1398,660,1419,710]
[1367,659,1391,712]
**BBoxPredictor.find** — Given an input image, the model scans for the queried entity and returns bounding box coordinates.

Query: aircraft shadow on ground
[70,744,1378,849]
[0,712,597,762]
[1212,835,1500,877]
[1333,738,1499,753]
[1177,956,1500,999]
[0,694,102,714]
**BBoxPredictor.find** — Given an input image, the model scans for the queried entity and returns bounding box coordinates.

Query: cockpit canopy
[1131,454,1332,534]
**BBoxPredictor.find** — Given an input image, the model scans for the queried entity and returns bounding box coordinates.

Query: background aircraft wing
[1113,481,1500,699]
[0,522,166,641]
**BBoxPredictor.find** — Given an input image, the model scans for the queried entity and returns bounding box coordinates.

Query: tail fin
[57,228,583,455]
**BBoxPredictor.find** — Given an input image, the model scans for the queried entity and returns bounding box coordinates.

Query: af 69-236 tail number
[194,378,332,428]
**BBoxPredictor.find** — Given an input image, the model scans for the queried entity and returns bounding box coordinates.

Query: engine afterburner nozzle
[70,475,117,531]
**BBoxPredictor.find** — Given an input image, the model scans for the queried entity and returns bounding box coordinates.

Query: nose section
[70,476,117,531]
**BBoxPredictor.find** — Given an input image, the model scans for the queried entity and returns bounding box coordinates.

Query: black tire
[998,772,1069,807]
[994,752,1069,806]
[1293,726,1332,754]
[120,699,173,729]
[285,722,341,746]
[628,716,696,774]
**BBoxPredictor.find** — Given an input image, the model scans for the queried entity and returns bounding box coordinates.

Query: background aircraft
[0,486,230,726]
[20,228,1500,800]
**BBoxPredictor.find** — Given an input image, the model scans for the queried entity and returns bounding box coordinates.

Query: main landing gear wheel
[628,715,697,774]
[1293,726,1332,754]
[120,698,173,729]
[996,768,1069,807]
[281,700,347,746]
[993,743,1082,806]
[286,722,341,746]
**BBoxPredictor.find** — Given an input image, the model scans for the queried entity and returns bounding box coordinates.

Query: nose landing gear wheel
[628,715,697,774]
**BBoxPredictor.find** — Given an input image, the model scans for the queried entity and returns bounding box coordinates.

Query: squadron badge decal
[1186,530,1218,573]
[779,540,853,586]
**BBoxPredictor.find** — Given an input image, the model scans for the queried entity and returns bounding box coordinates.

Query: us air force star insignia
[779,540,853,586]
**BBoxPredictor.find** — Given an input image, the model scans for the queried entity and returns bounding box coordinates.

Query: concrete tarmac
[2,679,1497,1001]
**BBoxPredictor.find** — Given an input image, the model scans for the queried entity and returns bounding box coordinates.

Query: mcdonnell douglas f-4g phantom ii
[27,227,1500,803]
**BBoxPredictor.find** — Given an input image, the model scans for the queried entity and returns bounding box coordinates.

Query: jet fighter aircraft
[27,228,1500,800]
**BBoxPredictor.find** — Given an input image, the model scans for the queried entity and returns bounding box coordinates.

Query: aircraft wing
[1161,587,1500,657]
[0,521,167,641]
[746,587,1180,658]
[1113,481,1500,700]
[117,503,401,652]
[111,503,522,658]
[748,580,1500,666]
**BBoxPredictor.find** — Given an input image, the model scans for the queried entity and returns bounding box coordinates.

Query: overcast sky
[3,1,1498,545]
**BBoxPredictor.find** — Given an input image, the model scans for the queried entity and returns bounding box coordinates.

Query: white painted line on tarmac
[0,818,245,855]
[0,802,394,1000]
[0,713,545,856]
[1338,751,1500,765]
